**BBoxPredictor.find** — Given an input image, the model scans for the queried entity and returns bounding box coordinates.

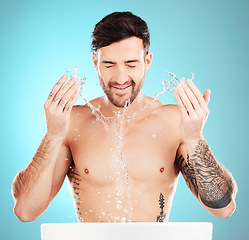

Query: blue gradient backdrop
[1,0,248,239]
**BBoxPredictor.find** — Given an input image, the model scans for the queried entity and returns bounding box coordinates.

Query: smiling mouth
[113,85,131,90]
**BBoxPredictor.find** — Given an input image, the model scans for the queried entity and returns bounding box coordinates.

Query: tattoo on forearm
[156,193,166,222]
[177,154,199,197]
[177,140,234,209]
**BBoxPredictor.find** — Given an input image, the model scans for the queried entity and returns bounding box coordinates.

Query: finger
[63,90,80,113]
[176,82,196,117]
[51,78,77,111]
[180,80,201,112]
[186,79,209,111]
[55,77,77,101]
[174,89,189,119]
[203,89,211,105]
[47,75,68,101]
[56,81,80,111]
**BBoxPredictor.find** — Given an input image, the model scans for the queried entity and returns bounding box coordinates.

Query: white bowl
[41,222,213,240]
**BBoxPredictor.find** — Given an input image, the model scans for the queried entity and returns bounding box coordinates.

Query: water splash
[66,65,194,222]
[67,66,194,124]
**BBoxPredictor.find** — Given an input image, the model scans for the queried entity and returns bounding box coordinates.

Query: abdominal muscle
[67,163,179,222]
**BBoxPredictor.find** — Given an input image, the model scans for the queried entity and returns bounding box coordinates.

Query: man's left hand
[174,79,211,144]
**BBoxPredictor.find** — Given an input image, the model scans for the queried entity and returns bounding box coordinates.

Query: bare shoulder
[70,104,91,121]
[70,96,103,122]
[67,97,102,139]
[156,104,182,140]
[157,104,181,122]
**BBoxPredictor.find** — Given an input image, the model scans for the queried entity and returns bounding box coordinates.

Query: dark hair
[91,11,150,54]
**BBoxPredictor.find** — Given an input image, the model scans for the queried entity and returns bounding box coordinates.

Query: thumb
[203,89,211,105]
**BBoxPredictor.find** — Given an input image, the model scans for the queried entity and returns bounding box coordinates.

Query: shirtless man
[12,11,237,223]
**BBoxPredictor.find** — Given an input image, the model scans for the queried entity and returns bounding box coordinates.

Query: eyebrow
[125,59,140,64]
[101,59,140,64]
[101,61,115,64]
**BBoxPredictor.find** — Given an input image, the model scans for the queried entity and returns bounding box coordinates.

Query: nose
[113,66,130,85]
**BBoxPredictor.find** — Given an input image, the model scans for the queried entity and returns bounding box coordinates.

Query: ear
[92,52,98,71]
[145,52,152,71]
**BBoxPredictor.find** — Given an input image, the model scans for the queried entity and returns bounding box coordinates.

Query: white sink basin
[41,222,213,240]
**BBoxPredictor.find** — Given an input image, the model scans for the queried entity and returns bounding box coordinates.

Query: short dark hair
[91,11,150,54]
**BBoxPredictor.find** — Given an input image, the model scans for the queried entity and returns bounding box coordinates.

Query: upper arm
[175,142,199,199]
[48,140,72,203]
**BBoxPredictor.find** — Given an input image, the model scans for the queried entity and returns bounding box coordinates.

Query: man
[12,11,237,223]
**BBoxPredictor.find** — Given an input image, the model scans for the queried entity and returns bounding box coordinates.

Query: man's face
[93,37,152,108]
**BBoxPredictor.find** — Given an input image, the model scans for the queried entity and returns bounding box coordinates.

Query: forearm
[12,133,64,221]
[186,139,237,210]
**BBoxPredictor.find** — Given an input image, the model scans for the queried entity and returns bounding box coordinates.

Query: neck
[100,92,147,119]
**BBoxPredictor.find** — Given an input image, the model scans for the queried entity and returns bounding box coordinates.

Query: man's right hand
[44,74,80,140]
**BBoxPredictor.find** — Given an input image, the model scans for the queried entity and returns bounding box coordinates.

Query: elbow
[220,202,236,219]
[213,199,236,219]
[13,204,37,222]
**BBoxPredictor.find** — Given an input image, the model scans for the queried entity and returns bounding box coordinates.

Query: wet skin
[17,37,235,223]
[60,96,182,222]
[62,37,183,222]
[48,37,235,222]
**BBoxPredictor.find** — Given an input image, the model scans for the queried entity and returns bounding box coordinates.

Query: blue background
[1,0,248,239]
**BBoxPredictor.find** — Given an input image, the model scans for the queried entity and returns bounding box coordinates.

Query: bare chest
[69,116,180,185]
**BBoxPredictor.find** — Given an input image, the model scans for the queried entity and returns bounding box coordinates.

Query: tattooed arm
[173,79,237,218]
[175,139,237,218]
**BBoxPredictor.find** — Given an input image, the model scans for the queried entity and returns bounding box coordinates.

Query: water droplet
[117,204,122,210]
[124,208,129,214]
